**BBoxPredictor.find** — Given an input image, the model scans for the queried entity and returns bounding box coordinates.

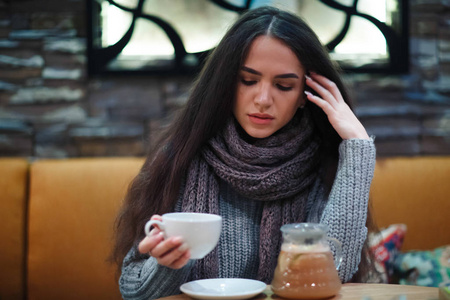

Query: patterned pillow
[368,223,408,283]
[393,245,450,287]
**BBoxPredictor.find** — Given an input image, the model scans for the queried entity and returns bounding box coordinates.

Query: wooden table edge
[157,282,439,300]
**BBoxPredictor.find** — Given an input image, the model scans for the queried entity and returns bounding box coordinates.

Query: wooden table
[157,283,439,300]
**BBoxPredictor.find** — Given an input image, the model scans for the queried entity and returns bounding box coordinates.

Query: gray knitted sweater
[119,138,376,300]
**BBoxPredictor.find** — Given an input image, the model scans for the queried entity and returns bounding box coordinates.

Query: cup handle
[144,220,165,236]
[328,237,343,270]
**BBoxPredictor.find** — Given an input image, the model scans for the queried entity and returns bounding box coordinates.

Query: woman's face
[233,35,306,139]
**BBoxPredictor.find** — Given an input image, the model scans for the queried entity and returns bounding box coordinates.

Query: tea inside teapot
[271,223,342,299]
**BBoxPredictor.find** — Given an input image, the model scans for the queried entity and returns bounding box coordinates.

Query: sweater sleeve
[119,247,195,300]
[307,138,376,282]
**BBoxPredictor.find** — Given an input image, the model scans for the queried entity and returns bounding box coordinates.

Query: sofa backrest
[27,158,144,300]
[0,158,28,300]
[1,156,449,299]
[370,156,450,251]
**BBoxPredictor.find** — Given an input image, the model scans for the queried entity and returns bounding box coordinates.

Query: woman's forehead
[242,36,304,74]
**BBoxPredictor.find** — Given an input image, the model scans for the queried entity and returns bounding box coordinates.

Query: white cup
[144,212,222,259]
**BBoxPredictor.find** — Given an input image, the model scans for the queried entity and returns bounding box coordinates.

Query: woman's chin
[245,128,274,139]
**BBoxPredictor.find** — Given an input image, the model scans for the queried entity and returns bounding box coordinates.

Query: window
[87,0,408,75]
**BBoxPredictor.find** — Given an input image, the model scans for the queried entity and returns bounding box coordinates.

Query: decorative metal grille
[87,0,408,75]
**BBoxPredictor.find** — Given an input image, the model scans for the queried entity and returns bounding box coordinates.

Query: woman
[112,6,378,300]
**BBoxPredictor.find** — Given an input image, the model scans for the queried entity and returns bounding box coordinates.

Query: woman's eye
[276,84,292,91]
[241,79,256,86]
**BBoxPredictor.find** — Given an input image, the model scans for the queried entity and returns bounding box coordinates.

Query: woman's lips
[248,113,274,125]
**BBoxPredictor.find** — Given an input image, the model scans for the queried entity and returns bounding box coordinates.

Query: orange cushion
[27,158,144,300]
[0,158,28,300]
[371,156,450,251]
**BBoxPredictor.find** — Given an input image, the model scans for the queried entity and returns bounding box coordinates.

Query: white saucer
[180,278,267,300]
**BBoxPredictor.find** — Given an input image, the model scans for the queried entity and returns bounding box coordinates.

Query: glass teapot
[271,223,343,299]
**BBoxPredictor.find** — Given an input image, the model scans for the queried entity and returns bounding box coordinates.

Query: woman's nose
[254,83,272,108]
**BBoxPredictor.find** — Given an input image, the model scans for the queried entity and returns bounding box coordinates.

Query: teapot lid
[280,223,328,244]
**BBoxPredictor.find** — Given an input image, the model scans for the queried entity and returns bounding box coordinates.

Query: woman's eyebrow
[241,66,261,75]
[275,73,299,79]
[241,66,299,79]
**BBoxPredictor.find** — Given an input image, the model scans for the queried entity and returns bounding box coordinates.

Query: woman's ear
[298,94,306,109]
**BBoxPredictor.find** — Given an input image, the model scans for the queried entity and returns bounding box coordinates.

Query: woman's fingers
[305,74,341,107]
[151,236,182,257]
[310,72,344,103]
[151,215,162,221]
[170,250,191,269]
[304,90,333,114]
[304,72,370,140]
[149,214,163,230]
[138,229,164,253]
[139,214,191,269]
[138,230,191,269]
[305,76,333,105]
[155,238,190,268]
[139,214,164,253]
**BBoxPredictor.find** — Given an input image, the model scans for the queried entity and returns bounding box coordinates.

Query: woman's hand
[304,72,370,140]
[138,215,191,269]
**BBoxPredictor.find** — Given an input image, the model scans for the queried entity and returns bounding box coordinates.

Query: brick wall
[0,0,449,157]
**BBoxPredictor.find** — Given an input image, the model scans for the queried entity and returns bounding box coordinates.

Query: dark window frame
[86,0,409,76]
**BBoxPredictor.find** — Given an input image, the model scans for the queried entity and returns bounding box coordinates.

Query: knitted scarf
[181,109,321,283]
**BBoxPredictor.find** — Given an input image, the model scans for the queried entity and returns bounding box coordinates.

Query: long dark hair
[111,6,378,282]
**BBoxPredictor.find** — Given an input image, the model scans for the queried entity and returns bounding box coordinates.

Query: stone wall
[0,0,449,158]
